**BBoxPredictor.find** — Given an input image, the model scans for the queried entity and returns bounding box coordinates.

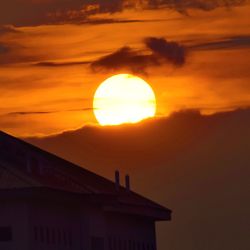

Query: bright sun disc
[93,74,156,126]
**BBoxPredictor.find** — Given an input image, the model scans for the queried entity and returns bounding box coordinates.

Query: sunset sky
[1,2,250,250]
[1,0,250,136]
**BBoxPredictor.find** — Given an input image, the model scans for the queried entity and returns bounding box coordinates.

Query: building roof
[0,130,171,221]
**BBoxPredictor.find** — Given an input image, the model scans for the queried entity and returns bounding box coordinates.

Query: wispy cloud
[0,25,18,35]
[190,35,250,50]
[91,37,186,73]
[34,61,91,67]
[5,108,94,116]
[79,17,154,25]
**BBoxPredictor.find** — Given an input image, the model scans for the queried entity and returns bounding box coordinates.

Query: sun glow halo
[93,74,156,126]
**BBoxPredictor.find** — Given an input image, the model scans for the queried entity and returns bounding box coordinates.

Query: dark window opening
[128,240,132,250]
[137,242,141,250]
[39,226,44,243]
[57,229,62,245]
[142,243,146,250]
[113,237,117,250]
[124,240,127,250]
[68,230,72,246]
[108,237,112,250]
[46,227,50,244]
[51,228,55,244]
[132,240,136,250]
[34,226,38,241]
[63,230,67,246]
[118,238,122,250]
[91,236,104,250]
[0,227,12,242]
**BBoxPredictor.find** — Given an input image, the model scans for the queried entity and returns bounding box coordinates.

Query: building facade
[0,131,171,250]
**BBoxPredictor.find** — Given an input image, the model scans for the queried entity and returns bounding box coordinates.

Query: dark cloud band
[91,37,186,73]
[189,35,250,50]
[0,0,247,26]
[5,108,94,116]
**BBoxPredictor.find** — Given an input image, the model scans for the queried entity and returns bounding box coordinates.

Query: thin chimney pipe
[115,170,120,191]
[125,174,130,192]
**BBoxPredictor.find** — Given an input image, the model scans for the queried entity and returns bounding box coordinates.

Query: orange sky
[0,3,250,136]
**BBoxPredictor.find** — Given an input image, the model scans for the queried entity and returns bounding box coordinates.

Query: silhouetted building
[0,131,171,250]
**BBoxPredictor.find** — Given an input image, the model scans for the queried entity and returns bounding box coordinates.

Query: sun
[93,74,156,126]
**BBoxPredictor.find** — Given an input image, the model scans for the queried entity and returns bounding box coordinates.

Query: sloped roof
[0,131,171,220]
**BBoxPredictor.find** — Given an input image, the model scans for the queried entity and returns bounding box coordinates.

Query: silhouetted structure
[0,131,171,250]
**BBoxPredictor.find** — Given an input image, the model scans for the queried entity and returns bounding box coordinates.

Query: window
[91,236,104,250]
[108,236,112,250]
[63,230,67,246]
[57,228,62,245]
[113,237,117,250]
[39,226,44,243]
[45,227,50,244]
[34,226,38,241]
[132,240,136,250]
[118,238,122,250]
[68,229,72,246]
[124,240,127,250]
[51,228,55,244]
[128,240,132,250]
[0,227,12,242]
[137,242,141,250]
[142,243,145,250]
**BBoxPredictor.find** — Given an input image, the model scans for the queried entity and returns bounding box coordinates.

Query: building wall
[28,200,82,250]
[0,201,29,250]
[0,199,157,250]
[104,212,156,250]
[80,205,157,250]
[80,204,108,250]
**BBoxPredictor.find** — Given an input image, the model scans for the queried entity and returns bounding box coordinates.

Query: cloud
[151,0,248,13]
[80,17,153,25]
[190,35,250,50]
[5,108,94,116]
[145,37,186,66]
[0,0,247,26]
[34,61,91,67]
[0,25,18,35]
[0,44,41,65]
[26,107,250,250]
[91,46,159,73]
[6,111,56,116]
[91,37,186,73]
[31,35,249,71]
[34,37,185,72]
[0,44,10,54]
[0,0,124,26]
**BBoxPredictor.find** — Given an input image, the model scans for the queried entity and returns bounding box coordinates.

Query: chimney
[115,170,120,191]
[125,174,130,192]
